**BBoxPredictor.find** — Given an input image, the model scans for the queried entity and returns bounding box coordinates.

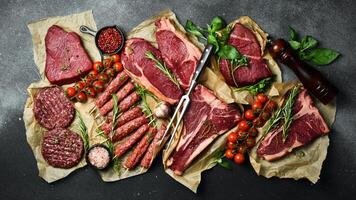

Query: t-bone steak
[45,25,92,85]
[219,23,272,86]
[155,17,201,90]
[257,89,329,161]
[167,85,241,175]
[121,38,183,104]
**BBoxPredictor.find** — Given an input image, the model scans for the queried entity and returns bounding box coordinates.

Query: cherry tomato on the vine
[105,68,115,78]
[85,87,96,98]
[226,141,236,149]
[92,80,105,93]
[238,120,251,131]
[111,54,120,63]
[252,101,263,111]
[98,73,109,83]
[227,132,239,143]
[233,153,245,165]
[246,137,256,148]
[103,57,113,68]
[66,87,76,98]
[113,62,123,73]
[225,149,235,159]
[256,93,268,104]
[93,61,104,72]
[74,81,85,90]
[244,109,256,120]
[76,91,87,102]
[87,70,98,79]
[238,145,247,154]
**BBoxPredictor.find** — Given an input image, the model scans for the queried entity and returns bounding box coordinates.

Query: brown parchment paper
[249,82,336,184]
[24,10,100,183]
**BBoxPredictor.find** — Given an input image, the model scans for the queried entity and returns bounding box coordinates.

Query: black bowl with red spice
[95,25,125,55]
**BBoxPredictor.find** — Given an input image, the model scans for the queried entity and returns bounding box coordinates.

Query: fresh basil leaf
[217,44,241,60]
[207,34,220,53]
[217,159,233,170]
[217,25,232,45]
[300,35,318,51]
[209,16,225,33]
[288,40,301,50]
[289,26,298,41]
[304,48,340,65]
[185,20,206,39]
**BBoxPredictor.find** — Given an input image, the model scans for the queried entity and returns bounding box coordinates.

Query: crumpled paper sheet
[24,10,100,183]
[162,15,283,193]
[249,82,336,184]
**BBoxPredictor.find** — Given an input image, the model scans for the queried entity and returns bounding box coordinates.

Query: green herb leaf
[288,40,301,50]
[207,34,219,53]
[281,86,300,141]
[111,94,120,137]
[209,16,225,33]
[217,44,241,60]
[289,26,298,41]
[135,83,157,127]
[300,35,318,51]
[217,159,233,170]
[216,25,232,45]
[185,20,206,40]
[76,111,89,150]
[234,76,274,95]
[303,48,340,65]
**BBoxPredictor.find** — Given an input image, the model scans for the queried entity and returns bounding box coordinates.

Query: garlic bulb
[154,101,171,119]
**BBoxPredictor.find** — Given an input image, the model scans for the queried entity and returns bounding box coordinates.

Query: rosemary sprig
[95,128,114,154]
[76,111,89,150]
[135,84,157,127]
[111,94,120,137]
[233,76,274,95]
[145,51,181,88]
[258,86,300,143]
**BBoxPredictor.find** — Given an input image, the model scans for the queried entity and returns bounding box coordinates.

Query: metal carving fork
[159,44,214,146]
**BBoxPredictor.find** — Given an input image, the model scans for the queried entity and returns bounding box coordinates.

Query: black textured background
[1,0,355,199]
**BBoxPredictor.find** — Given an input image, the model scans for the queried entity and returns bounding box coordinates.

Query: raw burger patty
[33,87,75,130]
[41,128,84,168]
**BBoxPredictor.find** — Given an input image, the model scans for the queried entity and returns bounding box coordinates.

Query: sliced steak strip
[124,127,157,169]
[95,71,129,108]
[112,116,148,142]
[45,25,92,85]
[121,38,183,104]
[257,89,329,161]
[41,128,84,168]
[98,81,135,116]
[114,124,150,158]
[167,85,241,175]
[155,17,201,89]
[219,23,271,86]
[141,125,166,169]
[33,86,75,130]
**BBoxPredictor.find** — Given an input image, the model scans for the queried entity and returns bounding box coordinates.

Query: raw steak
[257,89,329,161]
[219,23,272,86]
[155,17,201,89]
[121,38,183,104]
[45,25,92,85]
[167,85,241,175]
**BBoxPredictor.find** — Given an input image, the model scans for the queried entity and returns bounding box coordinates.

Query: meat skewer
[99,91,140,116]
[95,71,129,108]
[114,124,150,158]
[140,125,166,169]
[98,81,135,116]
[123,128,157,169]
[112,115,148,142]
[101,106,144,135]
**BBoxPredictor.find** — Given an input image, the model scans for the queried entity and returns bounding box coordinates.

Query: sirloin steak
[219,23,271,86]
[45,25,92,85]
[121,38,183,104]
[167,85,241,175]
[155,17,201,90]
[257,89,329,161]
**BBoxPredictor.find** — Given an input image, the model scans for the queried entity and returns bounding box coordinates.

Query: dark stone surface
[0,0,355,199]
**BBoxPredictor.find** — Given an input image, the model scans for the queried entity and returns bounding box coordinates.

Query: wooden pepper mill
[268,39,337,104]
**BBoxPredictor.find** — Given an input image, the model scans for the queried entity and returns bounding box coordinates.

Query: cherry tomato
[238,145,247,154]
[66,87,76,98]
[113,62,123,73]
[226,141,236,149]
[246,137,256,148]
[98,73,109,83]
[252,101,263,111]
[85,87,96,98]
[244,109,256,120]
[92,80,105,93]
[87,70,98,79]
[237,130,248,141]
[105,68,115,78]
[103,57,113,68]
[76,91,87,103]
[238,120,250,131]
[111,54,120,63]
[265,100,277,112]
[256,93,268,104]
[233,153,245,165]
[225,149,235,159]
[227,132,238,143]
[249,127,258,137]
[74,81,85,90]
[93,61,104,72]
[83,77,93,86]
